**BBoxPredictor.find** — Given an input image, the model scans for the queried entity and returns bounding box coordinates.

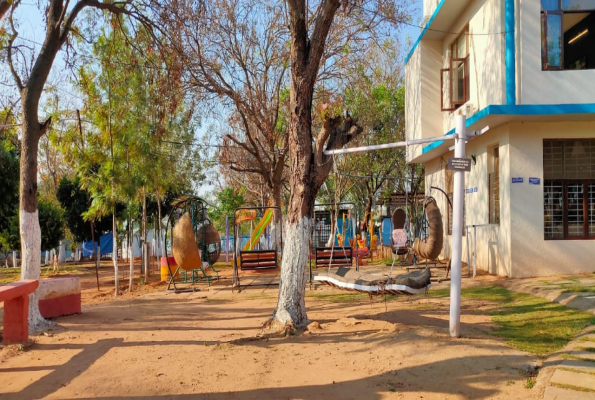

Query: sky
[4,1,424,198]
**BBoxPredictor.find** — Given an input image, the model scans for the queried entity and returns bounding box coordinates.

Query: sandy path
[0,282,541,400]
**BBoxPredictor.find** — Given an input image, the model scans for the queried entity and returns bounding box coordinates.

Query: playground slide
[243,209,274,251]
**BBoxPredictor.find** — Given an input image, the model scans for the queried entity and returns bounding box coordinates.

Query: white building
[406,0,595,277]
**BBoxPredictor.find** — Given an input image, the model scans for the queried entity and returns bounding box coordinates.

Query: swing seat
[240,250,278,270]
[315,247,352,268]
[314,267,431,295]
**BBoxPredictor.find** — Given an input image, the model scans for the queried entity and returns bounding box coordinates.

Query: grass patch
[561,286,595,294]
[577,347,595,353]
[306,291,401,304]
[306,292,370,303]
[559,367,595,376]
[551,382,595,393]
[560,353,595,363]
[428,286,595,356]
[0,268,21,284]
[525,377,536,389]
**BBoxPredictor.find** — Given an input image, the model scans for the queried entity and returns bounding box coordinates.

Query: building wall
[509,121,595,277]
[442,0,506,134]
[424,124,511,277]
[518,0,595,104]
[406,40,443,162]
[423,0,440,19]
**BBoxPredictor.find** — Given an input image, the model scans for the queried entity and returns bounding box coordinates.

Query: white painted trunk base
[113,216,119,296]
[270,217,310,330]
[19,210,52,331]
[129,234,134,291]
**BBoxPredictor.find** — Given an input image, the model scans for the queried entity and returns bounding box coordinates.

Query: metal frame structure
[163,196,220,293]
[324,115,488,338]
[309,202,358,284]
[232,206,283,292]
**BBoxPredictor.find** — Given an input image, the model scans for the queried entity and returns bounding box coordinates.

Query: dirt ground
[0,261,542,400]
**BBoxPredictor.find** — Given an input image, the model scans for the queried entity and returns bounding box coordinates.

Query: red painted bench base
[0,280,39,344]
[39,293,82,318]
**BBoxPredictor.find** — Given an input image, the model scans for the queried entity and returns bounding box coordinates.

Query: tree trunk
[156,189,162,258]
[113,211,119,296]
[129,216,133,291]
[142,187,148,279]
[19,114,48,330]
[269,65,319,330]
[90,220,100,291]
[270,184,283,251]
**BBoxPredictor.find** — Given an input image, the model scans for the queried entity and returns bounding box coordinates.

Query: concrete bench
[0,280,39,344]
[38,277,81,318]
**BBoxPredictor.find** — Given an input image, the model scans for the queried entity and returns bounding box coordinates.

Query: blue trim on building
[421,104,595,154]
[505,0,516,105]
[404,0,447,65]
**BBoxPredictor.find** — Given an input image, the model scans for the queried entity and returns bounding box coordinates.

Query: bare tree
[269,0,408,330]
[165,0,290,210]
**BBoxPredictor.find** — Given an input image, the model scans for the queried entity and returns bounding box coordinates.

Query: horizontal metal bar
[324,134,456,156]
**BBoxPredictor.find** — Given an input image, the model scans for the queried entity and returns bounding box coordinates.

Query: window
[543,139,595,239]
[489,146,500,224]
[541,1,595,70]
[441,29,469,111]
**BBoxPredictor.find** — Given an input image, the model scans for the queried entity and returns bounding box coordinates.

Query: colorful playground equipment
[163,196,221,292]
[232,206,283,292]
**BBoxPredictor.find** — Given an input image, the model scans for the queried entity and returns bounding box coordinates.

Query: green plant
[525,377,536,389]
[430,286,595,356]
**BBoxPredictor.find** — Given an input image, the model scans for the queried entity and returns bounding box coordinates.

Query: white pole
[324,134,455,155]
[450,114,466,338]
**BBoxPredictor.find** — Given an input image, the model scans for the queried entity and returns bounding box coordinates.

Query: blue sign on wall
[529,177,541,185]
[512,177,523,183]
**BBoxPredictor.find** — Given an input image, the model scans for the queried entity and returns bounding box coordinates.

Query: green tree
[3,0,155,329]
[38,199,64,250]
[209,188,246,232]
[56,176,112,243]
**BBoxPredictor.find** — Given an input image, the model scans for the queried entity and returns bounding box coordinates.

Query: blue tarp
[99,233,113,255]
[82,241,99,257]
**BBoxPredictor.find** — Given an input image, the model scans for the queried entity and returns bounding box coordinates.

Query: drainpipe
[505,0,516,105]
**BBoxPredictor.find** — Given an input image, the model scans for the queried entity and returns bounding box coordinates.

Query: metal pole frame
[163,195,213,293]
[323,120,488,339]
[232,206,283,292]
[309,202,358,285]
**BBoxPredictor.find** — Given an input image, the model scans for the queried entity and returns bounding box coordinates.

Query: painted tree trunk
[142,188,148,279]
[129,216,133,291]
[271,217,311,330]
[19,109,49,330]
[113,212,119,296]
[269,64,318,329]
[12,251,17,268]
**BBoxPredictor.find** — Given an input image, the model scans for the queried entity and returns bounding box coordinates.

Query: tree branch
[305,0,340,80]
[0,0,10,21]
[60,0,132,45]
[7,1,24,90]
